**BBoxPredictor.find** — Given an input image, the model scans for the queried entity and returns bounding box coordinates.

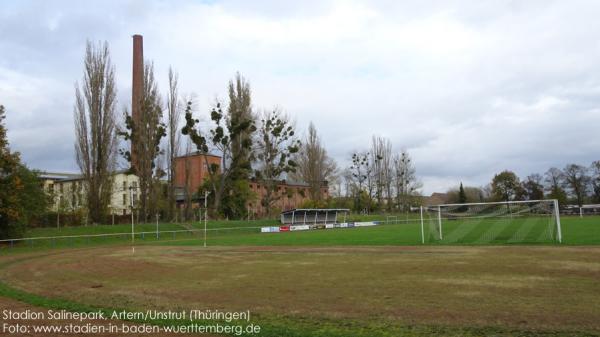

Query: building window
[123,194,127,206]
[122,181,126,190]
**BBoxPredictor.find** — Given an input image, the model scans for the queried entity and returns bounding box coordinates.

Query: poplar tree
[74,40,117,223]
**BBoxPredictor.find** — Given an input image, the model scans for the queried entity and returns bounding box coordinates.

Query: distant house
[39,170,140,215]
[422,192,448,206]
[247,179,329,217]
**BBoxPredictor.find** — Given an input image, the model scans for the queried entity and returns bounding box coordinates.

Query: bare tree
[182,101,255,217]
[293,122,337,201]
[370,136,392,210]
[166,67,181,220]
[522,173,544,200]
[74,40,118,224]
[254,109,300,217]
[350,152,372,212]
[183,139,193,221]
[119,62,166,221]
[544,167,567,206]
[591,161,600,203]
[393,150,420,211]
[563,164,590,206]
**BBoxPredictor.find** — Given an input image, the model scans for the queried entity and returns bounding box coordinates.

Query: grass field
[0,215,598,336]
[0,215,597,252]
[0,245,599,336]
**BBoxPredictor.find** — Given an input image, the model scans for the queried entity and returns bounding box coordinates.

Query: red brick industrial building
[173,152,328,217]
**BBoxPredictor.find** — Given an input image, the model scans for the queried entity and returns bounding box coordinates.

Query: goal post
[420,199,562,244]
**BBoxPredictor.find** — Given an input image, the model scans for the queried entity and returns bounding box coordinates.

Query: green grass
[26,222,185,237]
[2,215,598,253]
[171,215,600,247]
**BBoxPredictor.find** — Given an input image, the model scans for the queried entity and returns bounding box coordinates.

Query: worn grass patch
[0,245,599,336]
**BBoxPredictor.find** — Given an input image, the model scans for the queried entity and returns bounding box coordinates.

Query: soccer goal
[576,204,600,217]
[386,216,399,224]
[419,200,562,244]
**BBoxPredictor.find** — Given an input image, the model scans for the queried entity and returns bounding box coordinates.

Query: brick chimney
[131,34,143,170]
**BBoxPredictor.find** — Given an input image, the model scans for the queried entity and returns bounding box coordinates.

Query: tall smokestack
[131,34,143,170]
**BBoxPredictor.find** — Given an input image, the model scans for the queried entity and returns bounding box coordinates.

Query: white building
[40,170,140,215]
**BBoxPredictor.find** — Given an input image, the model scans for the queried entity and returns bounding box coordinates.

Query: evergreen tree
[457,182,467,212]
[458,182,467,203]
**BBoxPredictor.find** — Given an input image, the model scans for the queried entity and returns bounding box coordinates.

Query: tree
[223,73,256,217]
[165,67,181,220]
[563,164,590,207]
[74,40,118,224]
[254,109,300,216]
[491,170,522,202]
[446,185,483,203]
[119,62,166,221]
[591,161,600,203]
[371,136,393,210]
[522,174,544,200]
[544,167,567,206]
[350,152,371,212]
[455,182,468,212]
[0,106,47,239]
[458,183,467,203]
[182,98,256,218]
[393,150,420,211]
[292,122,337,201]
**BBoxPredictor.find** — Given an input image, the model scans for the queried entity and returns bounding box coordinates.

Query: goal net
[420,200,562,244]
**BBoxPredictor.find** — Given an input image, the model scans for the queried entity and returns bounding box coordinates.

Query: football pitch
[0,245,599,336]
[0,216,598,336]
[10,215,599,249]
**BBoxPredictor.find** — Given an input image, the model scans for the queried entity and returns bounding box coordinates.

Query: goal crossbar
[433,199,550,208]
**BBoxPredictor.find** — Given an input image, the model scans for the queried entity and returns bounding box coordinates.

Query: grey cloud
[1,0,600,195]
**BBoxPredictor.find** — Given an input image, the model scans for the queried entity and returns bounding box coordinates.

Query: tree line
[73,40,339,223]
[322,136,421,214]
[446,162,600,207]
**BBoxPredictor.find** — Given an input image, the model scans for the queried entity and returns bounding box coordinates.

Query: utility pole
[156,213,159,239]
[56,194,61,229]
[130,185,135,246]
[204,190,208,248]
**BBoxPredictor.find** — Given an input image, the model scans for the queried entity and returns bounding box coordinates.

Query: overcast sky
[1,0,599,194]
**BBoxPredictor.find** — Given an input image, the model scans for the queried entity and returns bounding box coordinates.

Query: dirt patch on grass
[548,260,600,272]
[432,275,551,289]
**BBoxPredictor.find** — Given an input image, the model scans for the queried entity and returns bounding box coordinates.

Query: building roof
[39,170,137,183]
[423,192,448,206]
[175,151,222,160]
[281,208,350,215]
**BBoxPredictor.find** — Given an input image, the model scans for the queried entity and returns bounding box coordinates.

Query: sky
[1,0,599,195]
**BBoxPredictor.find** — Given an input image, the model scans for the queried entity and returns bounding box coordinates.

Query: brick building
[247,179,329,217]
[173,152,328,217]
